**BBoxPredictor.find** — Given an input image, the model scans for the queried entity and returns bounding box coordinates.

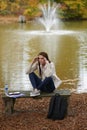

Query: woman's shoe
[30,89,40,97]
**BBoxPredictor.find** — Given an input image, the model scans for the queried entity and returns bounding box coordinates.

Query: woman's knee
[46,76,53,81]
[29,72,35,77]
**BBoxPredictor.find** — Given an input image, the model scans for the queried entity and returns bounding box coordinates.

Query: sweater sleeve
[44,62,56,77]
[26,62,38,74]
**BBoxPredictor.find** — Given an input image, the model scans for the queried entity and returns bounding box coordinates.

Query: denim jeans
[29,72,55,93]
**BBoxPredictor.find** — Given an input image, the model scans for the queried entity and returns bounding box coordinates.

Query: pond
[0,20,87,93]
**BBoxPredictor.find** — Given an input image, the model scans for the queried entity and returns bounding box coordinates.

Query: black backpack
[47,94,68,120]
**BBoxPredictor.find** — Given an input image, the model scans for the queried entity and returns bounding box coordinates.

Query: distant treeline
[0,0,87,20]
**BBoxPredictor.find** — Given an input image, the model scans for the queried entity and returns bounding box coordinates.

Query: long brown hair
[38,52,51,63]
[38,52,51,77]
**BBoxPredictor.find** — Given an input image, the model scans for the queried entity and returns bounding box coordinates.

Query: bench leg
[2,97,16,114]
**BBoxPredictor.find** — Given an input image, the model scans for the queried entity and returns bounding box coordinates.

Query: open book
[5,91,25,98]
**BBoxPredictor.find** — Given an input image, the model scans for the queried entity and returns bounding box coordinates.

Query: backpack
[47,94,68,120]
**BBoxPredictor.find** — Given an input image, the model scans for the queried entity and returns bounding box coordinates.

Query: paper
[5,92,25,98]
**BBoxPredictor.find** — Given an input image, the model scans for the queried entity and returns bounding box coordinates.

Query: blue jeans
[29,72,55,93]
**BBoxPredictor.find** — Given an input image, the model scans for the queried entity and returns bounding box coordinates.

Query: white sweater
[26,61,62,88]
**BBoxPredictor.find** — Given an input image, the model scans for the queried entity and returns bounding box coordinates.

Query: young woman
[26,52,62,97]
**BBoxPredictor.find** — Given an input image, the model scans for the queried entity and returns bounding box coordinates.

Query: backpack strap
[47,94,60,118]
[47,95,55,118]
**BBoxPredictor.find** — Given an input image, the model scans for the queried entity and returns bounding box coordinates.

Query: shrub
[0,10,11,15]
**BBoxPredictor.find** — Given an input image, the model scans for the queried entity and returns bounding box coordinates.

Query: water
[0,21,87,93]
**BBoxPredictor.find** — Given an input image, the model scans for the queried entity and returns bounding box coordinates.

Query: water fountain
[38,1,58,32]
[25,0,74,36]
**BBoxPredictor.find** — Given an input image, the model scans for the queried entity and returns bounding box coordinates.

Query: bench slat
[2,89,71,98]
[2,89,71,114]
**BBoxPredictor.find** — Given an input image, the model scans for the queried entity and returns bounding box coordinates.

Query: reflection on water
[76,32,87,93]
[0,21,87,93]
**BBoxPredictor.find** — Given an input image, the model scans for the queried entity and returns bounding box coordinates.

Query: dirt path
[0,15,18,24]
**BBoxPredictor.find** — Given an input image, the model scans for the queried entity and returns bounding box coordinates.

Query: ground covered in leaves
[0,15,18,24]
[0,93,87,130]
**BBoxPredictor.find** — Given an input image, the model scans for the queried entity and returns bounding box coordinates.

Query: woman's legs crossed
[29,72,42,89]
[38,77,55,92]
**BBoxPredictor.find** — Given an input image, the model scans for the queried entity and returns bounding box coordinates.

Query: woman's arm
[44,61,62,88]
[26,57,39,74]
[44,61,56,77]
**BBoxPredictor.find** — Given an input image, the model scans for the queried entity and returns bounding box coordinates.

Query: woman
[26,52,62,97]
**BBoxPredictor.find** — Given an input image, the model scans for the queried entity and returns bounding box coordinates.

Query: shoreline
[0,15,18,24]
[0,15,87,24]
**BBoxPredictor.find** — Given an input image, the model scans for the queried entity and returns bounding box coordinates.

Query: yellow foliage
[0,1,7,11]
[65,0,84,10]
[28,0,39,7]
[24,9,32,15]
[11,3,20,12]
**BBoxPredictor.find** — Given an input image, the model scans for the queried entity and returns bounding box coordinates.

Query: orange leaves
[28,0,39,7]
[0,1,7,11]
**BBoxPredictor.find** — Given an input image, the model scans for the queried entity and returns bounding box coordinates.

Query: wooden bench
[2,89,71,115]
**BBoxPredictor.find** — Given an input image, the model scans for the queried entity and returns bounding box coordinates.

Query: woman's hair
[38,52,51,63]
[38,52,51,78]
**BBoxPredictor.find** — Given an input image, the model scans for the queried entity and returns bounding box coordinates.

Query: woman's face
[38,55,46,66]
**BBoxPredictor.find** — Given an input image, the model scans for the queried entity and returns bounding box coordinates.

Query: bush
[58,1,84,20]
[24,7,40,19]
[0,10,11,15]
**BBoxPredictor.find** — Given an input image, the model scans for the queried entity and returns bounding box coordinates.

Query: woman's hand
[44,57,49,64]
[32,57,39,64]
